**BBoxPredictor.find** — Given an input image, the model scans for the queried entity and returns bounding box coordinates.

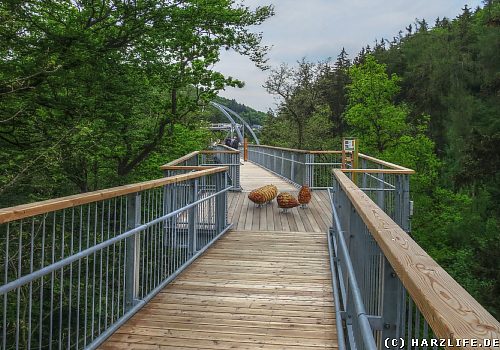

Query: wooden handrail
[308,150,344,154]
[200,150,240,154]
[215,144,240,152]
[162,149,239,168]
[247,144,309,153]
[247,144,343,154]
[358,153,414,172]
[163,151,200,166]
[0,167,227,224]
[332,169,500,347]
[341,168,415,175]
[159,165,215,171]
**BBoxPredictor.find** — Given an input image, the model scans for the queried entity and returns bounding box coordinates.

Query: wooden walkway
[101,162,336,349]
[229,162,332,233]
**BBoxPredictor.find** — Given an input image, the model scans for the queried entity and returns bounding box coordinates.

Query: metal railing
[160,149,241,191]
[246,145,412,229]
[329,169,500,350]
[343,154,413,231]
[246,144,344,189]
[0,168,231,349]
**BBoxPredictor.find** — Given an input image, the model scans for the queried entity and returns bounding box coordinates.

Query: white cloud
[215,0,483,112]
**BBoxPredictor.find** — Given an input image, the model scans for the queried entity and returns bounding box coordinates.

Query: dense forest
[260,2,499,318]
[0,0,273,207]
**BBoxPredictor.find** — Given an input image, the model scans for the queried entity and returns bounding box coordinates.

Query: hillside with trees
[206,96,267,127]
[260,2,499,318]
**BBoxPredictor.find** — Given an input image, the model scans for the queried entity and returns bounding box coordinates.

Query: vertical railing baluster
[188,179,198,256]
[90,205,97,344]
[67,209,74,349]
[16,221,22,350]
[377,165,384,209]
[2,224,9,350]
[402,175,410,233]
[59,211,66,349]
[125,193,141,311]
[381,259,402,349]
[27,218,34,350]
[50,213,57,350]
[83,206,91,348]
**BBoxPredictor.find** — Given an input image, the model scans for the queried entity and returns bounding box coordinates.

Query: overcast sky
[215,0,483,112]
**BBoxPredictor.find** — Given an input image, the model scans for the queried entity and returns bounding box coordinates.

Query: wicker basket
[277,192,300,210]
[248,185,278,205]
[298,185,312,208]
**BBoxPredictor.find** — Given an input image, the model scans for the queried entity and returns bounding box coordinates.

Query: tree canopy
[0,0,274,205]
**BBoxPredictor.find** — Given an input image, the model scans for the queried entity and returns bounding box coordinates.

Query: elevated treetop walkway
[0,144,498,349]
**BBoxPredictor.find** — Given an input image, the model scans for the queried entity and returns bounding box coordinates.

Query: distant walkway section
[228,161,332,233]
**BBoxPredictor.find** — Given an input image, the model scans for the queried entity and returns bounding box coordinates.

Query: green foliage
[0,0,273,206]
[346,55,410,154]
[260,113,297,148]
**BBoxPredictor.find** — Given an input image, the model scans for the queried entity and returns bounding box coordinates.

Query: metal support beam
[188,179,198,255]
[125,193,141,310]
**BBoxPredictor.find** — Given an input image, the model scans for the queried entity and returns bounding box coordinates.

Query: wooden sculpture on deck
[248,185,278,207]
[276,192,300,212]
[298,185,312,208]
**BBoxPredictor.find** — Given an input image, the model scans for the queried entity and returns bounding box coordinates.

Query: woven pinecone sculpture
[298,185,312,208]
[277,192,300,212]
[248,185,278,206]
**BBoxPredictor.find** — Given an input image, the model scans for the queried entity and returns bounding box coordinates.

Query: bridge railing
[0,168,231,350]
[343,153,414,231]
[246,144,344,189]
[160,149,241,191]
[246,144,413,229]
[329,169,500,350]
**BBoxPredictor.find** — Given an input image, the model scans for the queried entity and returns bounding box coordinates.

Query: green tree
[345,55,410,154]
[316,48,351,138]
[264,59,322,148]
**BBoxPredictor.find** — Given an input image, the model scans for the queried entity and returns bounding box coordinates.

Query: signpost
[342,138,359,182]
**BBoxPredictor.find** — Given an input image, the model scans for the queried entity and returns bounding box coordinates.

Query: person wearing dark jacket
[230,136,239,149]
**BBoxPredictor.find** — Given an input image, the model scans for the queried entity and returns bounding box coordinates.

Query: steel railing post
[125,193,141,310]
[394,174,411,231]
[394,174,402,227]
[281,150,285,176]
[402,175,410,232]
[306,153,314,188]
[188,179,198,255]
[381,258,402,348]
[377,165,384,209]
[215,171,227,233]
[235,151,241,191]
[361,159,367,189]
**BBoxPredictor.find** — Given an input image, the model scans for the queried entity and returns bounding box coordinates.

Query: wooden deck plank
[243,195,254,231]
[266,201,275,231]
[281,208,299,231]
